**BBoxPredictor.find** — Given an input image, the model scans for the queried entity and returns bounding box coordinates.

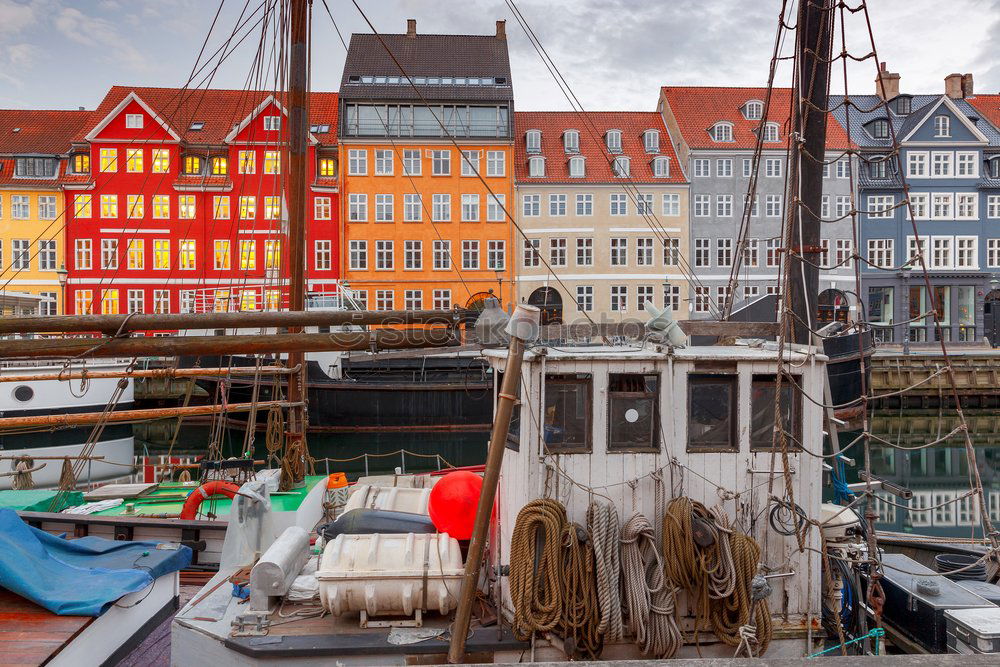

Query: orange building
[337,19,515,311]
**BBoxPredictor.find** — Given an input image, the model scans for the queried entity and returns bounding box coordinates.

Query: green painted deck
[92,475,325,517]
[0,490,83,512]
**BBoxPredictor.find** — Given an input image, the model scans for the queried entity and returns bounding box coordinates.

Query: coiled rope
[560,522,602,658]
[709,534,772,656]
[587,500,623,641]
[621,512,682,657]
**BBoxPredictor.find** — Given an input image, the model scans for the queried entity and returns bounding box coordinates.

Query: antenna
[644,301,686,347]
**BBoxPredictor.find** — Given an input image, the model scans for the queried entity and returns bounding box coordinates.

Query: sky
[0,0,997,111]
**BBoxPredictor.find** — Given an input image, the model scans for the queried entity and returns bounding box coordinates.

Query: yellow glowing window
[178,195,196,219]
[238,151,256,174]
[183,156,202,175]
[240,291,258,311]
[127,239,144,269]
[126,148,143,173]
[101,289,120,315]
[264,239,281,269]
[264,196,281,220]
[99,148,117,172]
[212,157,228,175]
[214,196,230,219]
[214,240,231,270]
[73,154,90,174]
[264,151,280,174]
[75,289,93,315]
[179,239,196,270]
[100,194,118,218]
[152,149,169,173]
[127,195,144,219]
[265,289,281,310]
[318,158,336,177]
[239,196,256,219]
[74,194,92,218]
[152,195,170,219]
[239,239,256,270]
[153,239,170,269]
[213,289,230,312]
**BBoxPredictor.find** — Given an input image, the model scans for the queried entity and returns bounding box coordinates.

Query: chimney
[78,106,84,111]
[962,72,974,98]
[406,18,416,38]
[945,73,964,99]
[874,61,900,101]
[496,19,506,39]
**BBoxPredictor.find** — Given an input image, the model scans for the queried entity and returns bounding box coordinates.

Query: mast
[788,0,835,344]
[284,0,311,486]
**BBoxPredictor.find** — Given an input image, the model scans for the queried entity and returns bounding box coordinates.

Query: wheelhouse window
[750,374,801,451]
[608,374,659,452]
[687,374,737,452]
[543,374,591,453]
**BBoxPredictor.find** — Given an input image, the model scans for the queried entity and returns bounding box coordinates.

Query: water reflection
[837,410,1000,538]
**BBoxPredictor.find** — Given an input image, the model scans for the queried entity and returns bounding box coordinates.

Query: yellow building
[0,110,90,314]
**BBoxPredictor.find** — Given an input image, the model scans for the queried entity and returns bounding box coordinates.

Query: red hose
[179,480,241,520]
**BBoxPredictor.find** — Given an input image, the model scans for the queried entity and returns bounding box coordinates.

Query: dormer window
[895,96,912,115]
[743,100,763,121]
[526,129,541,153]
[612,155,630,178]
[643,129,660,153]
[528,156,545,177]
[72,154,90,174]
[563,130,579,153]
[869,158,887,179]
[212,157,228,176]
[605,129,622,153]
[762,122,780,142]
[14,157,57,178]
[868,119,889,139]
[263,115,281,131]
[710,122,733,142]
[934,115,950,137]
[189,121,205,131]
[652,156,670,178]
[183,155,203,175]
[318,157,337,177]
[310,124,331,133]
[569,156,585,178]
[990,157,1000,179]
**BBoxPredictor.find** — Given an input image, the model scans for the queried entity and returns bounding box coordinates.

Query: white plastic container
[344,484,432,515]
[316,533,464,624]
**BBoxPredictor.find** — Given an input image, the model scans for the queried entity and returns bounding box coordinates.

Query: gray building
[660,86,858,322]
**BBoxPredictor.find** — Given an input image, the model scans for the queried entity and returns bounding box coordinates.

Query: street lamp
[900,265,912,355]
[662,278,672,312]
[55,264,68,315]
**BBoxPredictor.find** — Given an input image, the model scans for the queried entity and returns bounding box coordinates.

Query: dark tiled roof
[77,86,339,145]
[514,111,685,184]
[0,109,92,155]
[830,94,1000,147]
[858,170,902,189]
[339,33,512,102]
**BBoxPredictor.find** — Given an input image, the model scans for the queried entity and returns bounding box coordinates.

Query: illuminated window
[178,195,196,219]
[127,239,144,269]
[214,196,230,219]
[153,239,170,269]
[126,194,144,219]
[101,288,120,314]
[264,239,280,269]
[265,289,281,311]
[212,157,228,175]
[75,289,93,315]
[239,239,256,270]
[179,239,196,270]
[73,154,90,174]
[74,194,92,218]
[152,195,169,219]
[100,194,118,218]
[238,151,256,174]
[151,149,169,173]
[183,155,202,175]
[239,196,256,219]
[318,157,336,176]
[214,240,231,270]
[213,290,230,312]
[126,148,143,173]
[240,291,257,311]
[264,150,280,174]
[264,196,281,220]
[99,148,117,172]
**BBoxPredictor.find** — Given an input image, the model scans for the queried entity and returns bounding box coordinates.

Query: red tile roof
[966,95,1000,140]
[0,109,92,155]
[514,111,685,183]
[0,157,76,188]
[77,86,339,145]
[659,86,853,151]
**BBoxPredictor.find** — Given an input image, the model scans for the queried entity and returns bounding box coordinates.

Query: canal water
[135,409,1000,540]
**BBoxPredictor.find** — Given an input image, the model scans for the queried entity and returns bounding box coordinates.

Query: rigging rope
[621,511,682,658]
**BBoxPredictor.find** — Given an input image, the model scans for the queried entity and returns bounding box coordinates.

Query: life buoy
[179,480,241,520]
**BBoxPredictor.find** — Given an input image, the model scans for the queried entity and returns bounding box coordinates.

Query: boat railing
[178,281,362,315]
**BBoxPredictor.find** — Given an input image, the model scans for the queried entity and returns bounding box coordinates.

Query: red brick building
[65,86,340,317]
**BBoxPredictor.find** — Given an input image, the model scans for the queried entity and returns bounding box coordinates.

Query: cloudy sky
[0,0,997,111]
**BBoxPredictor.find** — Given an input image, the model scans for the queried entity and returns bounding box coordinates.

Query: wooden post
[448,305,539,663]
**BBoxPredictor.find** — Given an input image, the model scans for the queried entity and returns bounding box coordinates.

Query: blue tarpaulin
[0,508,192,616]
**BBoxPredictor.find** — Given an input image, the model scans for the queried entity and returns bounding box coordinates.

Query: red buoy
[179,480,241,520]
[428,470,483,539]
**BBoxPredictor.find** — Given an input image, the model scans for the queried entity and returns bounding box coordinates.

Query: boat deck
[0,588,92,666]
